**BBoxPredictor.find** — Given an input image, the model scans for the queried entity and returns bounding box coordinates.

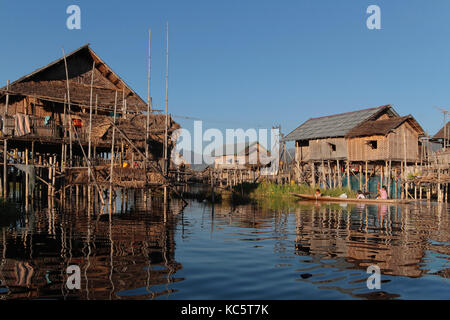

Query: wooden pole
[109,91,118,212]
[321,160,326,189]
[148,28,152,115]
[88,61,95,188]
[359,164,362,191]
[4,80,9,117]
[145,29,152,187]
[164,21,169,176]
[62,47,73,166]
[346,161,351,190]
[401,160,404,199]
[63,94,67,171]
[87,61,95,209]
[3,140,7,199]
[95,94,98,115]
[337,159,341,188]
[48,157,52,198]
[388,160,392,198]
[163,22,169,203]
[25,149,29,209]
[327,160,332,189]
[403,127,408,199]
[311,162,315,187]
[52,155,56,199]
[365,161,368,193]
[2,81,9,199]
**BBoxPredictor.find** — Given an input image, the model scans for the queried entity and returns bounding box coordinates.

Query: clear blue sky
[1,0,449,141]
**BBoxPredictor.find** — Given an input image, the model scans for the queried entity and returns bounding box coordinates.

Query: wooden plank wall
[309,138,347,161]
[347,122,419,162]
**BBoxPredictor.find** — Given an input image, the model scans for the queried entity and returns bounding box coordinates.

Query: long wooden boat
[291,193,412,204]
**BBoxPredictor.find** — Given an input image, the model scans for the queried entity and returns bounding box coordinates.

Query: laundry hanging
[14,114,31,136]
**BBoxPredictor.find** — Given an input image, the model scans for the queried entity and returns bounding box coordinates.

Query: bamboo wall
[295,137,347,162]
[347,122,419,162]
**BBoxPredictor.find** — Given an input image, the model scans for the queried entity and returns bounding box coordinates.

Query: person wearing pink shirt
[380,186,388,199]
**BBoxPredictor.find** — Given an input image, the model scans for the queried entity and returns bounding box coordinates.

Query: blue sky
[1,0,450,144]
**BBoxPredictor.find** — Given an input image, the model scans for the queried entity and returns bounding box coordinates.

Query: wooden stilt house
[0,44,180,196]
[284,104,424,195]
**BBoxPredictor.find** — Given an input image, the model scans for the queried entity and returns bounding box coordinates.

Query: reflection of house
[212,141,270,170]
[0,206,182,300]
[293,204,438,279]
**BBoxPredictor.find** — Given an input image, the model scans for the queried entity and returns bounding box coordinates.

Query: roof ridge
[309,105,390,121]
[363,115,410,123]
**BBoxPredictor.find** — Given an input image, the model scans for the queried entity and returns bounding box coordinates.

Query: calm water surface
[0,195,449,300]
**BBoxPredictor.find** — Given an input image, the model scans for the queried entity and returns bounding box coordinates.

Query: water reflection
[0,194,184,300]
[0,196,449,300]
[294,202,449,278]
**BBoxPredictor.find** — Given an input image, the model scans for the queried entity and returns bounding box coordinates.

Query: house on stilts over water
[283,104,426,199]
[0,44,180,203]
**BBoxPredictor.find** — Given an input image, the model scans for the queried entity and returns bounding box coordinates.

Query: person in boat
[376,186,388,200]
[379,186,388,199]
[315,189,321,198]
[356,190,365,199]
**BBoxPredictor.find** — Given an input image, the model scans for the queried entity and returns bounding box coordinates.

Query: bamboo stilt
[3,140,7,199]
[109,91,118,213]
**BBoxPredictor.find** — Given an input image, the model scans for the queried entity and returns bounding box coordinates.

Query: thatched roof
[3,80,146,113]
[0,44,148,113]
[284,105,399,141]
[77,113,180,142]
[345,115,424,138]
[433,122,450,140]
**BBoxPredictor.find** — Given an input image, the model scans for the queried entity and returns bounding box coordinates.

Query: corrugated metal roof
[283,105,397,141]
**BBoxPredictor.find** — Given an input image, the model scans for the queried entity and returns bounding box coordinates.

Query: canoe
[291,193,412,204]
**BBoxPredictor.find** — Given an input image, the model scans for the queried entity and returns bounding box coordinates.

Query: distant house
[432,121,449,148]
[212,141,270,170]
[429,122,450,165]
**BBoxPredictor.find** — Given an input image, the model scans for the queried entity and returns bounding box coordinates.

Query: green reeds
[232,182,356,200]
